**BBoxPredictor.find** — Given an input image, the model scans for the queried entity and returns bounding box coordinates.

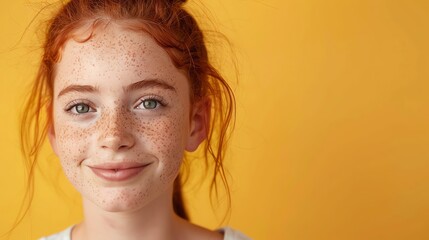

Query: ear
[185,99,210,152]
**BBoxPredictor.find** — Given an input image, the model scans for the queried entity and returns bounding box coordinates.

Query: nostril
[98,129,135,151]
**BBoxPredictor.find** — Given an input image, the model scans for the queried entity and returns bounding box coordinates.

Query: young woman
[20,0,249,239]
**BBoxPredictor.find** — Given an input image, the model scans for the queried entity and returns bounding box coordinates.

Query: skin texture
[48,22,221,240]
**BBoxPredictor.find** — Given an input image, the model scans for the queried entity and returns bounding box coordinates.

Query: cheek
[136,111,189,182]
[53,114,92,178]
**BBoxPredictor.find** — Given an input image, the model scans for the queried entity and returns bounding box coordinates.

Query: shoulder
[218,227,252,240]
[38,226,72,240]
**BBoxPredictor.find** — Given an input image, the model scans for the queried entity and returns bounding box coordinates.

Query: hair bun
[169,0,187,5]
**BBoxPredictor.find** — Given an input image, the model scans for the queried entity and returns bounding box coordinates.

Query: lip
[87,162,151,182]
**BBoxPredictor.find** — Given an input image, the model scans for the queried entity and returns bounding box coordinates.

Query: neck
[74,189,179,240]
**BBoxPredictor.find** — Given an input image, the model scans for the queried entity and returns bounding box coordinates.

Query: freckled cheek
[54,119,92,166]
[140,114,187,184]
[52,118,93,189]
[140,113,188,159]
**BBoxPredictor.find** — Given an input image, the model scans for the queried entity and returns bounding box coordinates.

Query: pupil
[144,100,157,109]
[76,104,89,113]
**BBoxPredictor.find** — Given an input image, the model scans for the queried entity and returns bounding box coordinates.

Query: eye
[66,102,95,114]
[75,103,90,113]
[137,99,160,110]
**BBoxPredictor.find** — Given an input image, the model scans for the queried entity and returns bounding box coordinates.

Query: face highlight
[49,23,200,212]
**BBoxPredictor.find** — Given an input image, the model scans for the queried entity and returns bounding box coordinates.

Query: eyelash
[65,100,95,115]
[64,95,167,115]
[135,95,166,110]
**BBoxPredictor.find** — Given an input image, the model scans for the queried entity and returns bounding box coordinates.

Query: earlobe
[185,99,210,152]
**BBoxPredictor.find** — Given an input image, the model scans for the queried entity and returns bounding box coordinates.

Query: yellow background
[1,0,429,239]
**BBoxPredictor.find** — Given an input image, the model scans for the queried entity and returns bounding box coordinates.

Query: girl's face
[48,23,206,212]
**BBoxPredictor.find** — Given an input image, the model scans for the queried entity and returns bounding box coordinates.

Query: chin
[99,203,141,213]
[83,186,153,213]
[97,199,142,213]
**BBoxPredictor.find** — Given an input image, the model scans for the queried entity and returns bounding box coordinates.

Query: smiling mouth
[88,163,151,182]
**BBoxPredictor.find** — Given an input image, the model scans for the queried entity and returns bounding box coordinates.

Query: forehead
[54,22,186,91]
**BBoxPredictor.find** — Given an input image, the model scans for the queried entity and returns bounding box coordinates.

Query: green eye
[74,103,90,113]
[66,101,95,115]
[140,99,158,109]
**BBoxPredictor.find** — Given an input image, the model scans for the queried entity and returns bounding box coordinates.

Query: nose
[97,109,135,151]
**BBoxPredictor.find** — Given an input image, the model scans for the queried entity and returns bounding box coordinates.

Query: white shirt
[39,226,251,240]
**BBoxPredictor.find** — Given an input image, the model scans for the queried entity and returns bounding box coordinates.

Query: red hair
[20,0,235,222]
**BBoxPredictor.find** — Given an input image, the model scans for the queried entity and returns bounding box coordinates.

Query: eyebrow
[124,79,176,93]
[57,78,176,98]
[57,85,99,98]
